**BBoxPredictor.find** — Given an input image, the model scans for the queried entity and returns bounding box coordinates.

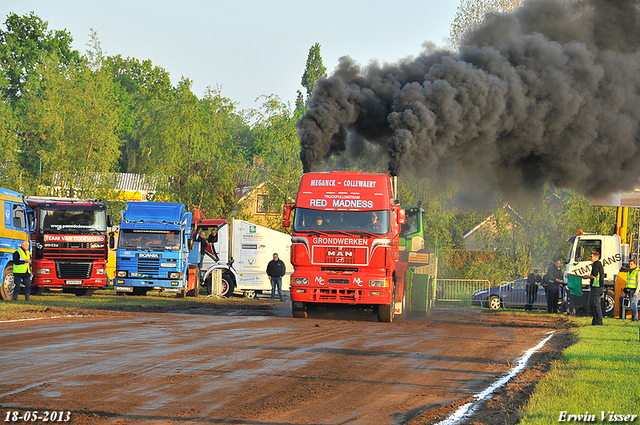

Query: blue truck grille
[56,262,92,279]
[137,258,160,274]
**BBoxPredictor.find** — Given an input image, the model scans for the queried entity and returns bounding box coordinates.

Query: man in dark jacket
[525,269,541,311]
[546,260,564,313]
[583,249,604,325]
[266,253,286,301]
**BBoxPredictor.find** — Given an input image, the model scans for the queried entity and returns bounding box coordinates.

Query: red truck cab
[286,172,405,322]
[27,197,112,296]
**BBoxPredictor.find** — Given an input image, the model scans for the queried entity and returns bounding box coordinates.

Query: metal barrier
[435,279,491,306]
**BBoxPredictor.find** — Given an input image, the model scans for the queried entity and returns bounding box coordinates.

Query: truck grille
[137,258,160,274]
[312,246,368,265]
[44,244,106,261]
[56,262,92,279]
[313,288,364,301]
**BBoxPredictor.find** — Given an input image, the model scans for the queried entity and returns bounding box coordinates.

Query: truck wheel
[292,301,307,318]
[74,289,95,297]
[604,289,615,317]
[377,302,394,322]
[1,266,14,301]
[489,295,502,310]
[205,275,212,295]
[221,272,235,298]
[32,287,44,296]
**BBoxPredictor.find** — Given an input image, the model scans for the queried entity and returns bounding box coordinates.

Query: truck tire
[604,289,615,317]
[221,272,235,298]
[74,289,95,297]
[292,301,307,318]
[1,266,14,301]
[205,275,212,295]
[32,287,44,296]
[377,285,395,323]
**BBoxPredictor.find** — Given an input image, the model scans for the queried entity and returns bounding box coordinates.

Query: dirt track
[0,302,572,425]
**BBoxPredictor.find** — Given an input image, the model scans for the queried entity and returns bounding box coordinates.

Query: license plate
[66,280,83,285]
[163,288,181,293]
[116,286,134,292]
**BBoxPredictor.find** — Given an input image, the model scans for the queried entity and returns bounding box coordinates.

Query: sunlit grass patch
[519,318,640,424]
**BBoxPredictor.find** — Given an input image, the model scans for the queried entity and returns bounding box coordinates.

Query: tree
[449,0,521,46]
[137,81,248,218]
[245,95,303,229]
[0,95,19,189]
[19,58,123,195]
[301,43,327,100]
[102,54,174,172]
[0,12,82,104]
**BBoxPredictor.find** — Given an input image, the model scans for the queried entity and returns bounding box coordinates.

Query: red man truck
[283,171,406,322]
[27,197,112,296]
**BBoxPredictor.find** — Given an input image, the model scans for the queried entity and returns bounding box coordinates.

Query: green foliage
[0,12,83,104]
[520,319,640,424]
[246,95,303,229]
[301,43,327,100]
[18,57,123,195]
[0,94,19,189]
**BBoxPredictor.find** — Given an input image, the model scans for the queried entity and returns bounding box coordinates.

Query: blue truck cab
[113,201,199,297]
[0,188,37,300]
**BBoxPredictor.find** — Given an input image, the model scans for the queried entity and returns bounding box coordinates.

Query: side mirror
[108,232,115,249]
[107,214,114,228]
[282,203,293,228]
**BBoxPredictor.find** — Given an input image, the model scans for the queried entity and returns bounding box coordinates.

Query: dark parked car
[472,278,563,310]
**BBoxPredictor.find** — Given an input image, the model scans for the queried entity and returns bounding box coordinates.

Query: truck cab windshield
[118,230,181,251]
[41,208,107,234]
[293,208,390,235]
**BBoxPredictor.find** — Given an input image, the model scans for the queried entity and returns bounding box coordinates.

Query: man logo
[315,277,325,285]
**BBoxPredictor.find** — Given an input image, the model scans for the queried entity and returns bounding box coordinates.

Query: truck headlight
[116,270,127,278]
[37,268,51,275]
[294,277,308,284]
[96,268,106,275]
[169,272,181,279]
[369,280,388,287]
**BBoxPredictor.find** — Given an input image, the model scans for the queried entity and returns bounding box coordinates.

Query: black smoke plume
[297,0,640,198]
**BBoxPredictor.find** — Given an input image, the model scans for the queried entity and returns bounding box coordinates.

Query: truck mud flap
[313,288,363,302]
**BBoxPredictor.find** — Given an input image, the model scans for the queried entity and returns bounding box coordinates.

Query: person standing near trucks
[626,259,639,322]
[583,249,604,325]
[267,253,286,301]
[525,269,541,311]
[12,240,32,301]
[546,260,564,313]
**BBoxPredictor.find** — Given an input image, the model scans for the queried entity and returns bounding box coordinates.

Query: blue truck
[113,201,200,297]
[0,188,36,300]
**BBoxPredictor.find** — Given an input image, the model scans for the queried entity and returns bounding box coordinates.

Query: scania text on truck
[26,197,112,296]
[192,214,292,298]
[113,201,199,297]
[283,172,406,322]
[0,188,36,300]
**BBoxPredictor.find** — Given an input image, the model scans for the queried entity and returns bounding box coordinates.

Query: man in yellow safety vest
[12,240,32,301]
[627,259,639,322]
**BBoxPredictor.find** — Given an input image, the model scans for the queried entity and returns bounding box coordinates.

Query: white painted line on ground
[0,314,82,324]
[435,331,556,425]
[0,382,49,399]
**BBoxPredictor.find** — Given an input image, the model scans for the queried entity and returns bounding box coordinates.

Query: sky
[2,1,460,112]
